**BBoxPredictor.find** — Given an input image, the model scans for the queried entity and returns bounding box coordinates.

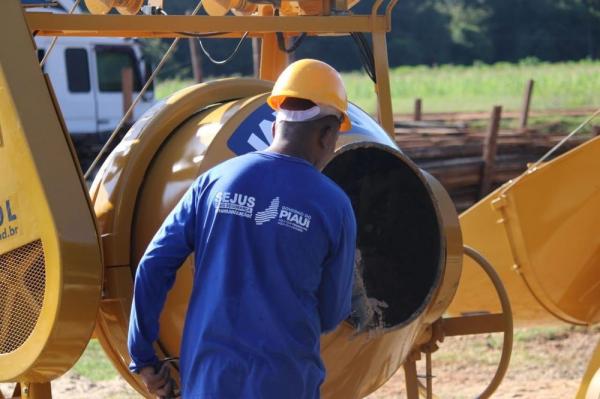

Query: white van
[27,0,155,142]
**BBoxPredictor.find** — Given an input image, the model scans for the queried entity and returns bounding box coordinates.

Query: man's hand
[139,363,177,398]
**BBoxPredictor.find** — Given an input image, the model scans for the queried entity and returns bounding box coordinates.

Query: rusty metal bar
[442,313,506,336]
[403,359,420,399]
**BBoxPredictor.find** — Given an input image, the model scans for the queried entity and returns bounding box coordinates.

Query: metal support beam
[372,31,394,137]
[26,13,390,38]
[259,33,288,81]
[21,382,52,399]
[403,359,420,399]
[257,6,289,82]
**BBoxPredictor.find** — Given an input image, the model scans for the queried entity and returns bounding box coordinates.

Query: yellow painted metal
[258,7,289,81]
[372,31,394,137]
[84,0,145,15]
[203,0,233,16]
[448,136,600,326]
[0,0,103,383]
[91,79,462,398]
[258,33,288,81]
[85,0,112,14]
[577,338,600,399]
[25,13,391,37]
[460,246,513,399]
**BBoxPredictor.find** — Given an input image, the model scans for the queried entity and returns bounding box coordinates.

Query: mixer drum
[91,79,462,398]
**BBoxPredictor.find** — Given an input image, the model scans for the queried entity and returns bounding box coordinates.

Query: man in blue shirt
[128,59,357,398]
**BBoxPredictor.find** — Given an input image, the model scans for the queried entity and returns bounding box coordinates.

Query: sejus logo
[0,198,19,241]
[278,206,311,232]
[214,192,256,219]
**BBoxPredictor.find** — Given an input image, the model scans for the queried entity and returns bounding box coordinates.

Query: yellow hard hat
[267,59,352,132]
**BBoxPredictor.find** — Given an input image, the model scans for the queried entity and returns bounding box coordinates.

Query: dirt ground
[1,326,598,398]
[365,326,599,399]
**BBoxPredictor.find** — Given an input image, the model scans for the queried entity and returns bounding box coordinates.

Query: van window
[96,47,143,92]
[65,48,91,93]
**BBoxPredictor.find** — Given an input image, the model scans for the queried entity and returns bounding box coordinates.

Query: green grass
[346,59,600,113]
[155,60,600,114]
[73,340,120,381]
[155,78,195,100]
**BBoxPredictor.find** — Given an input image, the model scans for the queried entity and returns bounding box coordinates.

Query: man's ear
[319,124,338,149]
[318,125,332,149]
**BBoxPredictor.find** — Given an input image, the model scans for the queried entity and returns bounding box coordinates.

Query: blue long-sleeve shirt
[128,151,357,398]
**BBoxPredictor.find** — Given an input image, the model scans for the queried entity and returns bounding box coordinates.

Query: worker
[127,58,357,398]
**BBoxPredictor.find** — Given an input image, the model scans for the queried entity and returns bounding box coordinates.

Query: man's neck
[265,143,318,167]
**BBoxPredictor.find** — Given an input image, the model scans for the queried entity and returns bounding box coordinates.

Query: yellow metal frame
[25,0,397,136]
[26,14,391,36]
[403,246,513,399]
[0,0,103,384]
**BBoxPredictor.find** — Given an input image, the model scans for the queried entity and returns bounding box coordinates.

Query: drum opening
[324,146,442,328]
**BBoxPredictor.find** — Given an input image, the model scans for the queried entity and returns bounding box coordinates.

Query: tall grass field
[156,60,600,114]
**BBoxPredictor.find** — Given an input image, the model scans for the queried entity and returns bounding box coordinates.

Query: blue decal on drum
[227,104,276,156]
[227,102,396,156]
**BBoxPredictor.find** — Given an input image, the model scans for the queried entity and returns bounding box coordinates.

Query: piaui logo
[278,206,311,232]
[255,197,280,226]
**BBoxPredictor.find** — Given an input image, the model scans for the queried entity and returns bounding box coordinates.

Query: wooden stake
[480,105,502,197]
[121,67,133,125]
[252,38,260,78]
[519,79,534,130]
[414,98,422,121]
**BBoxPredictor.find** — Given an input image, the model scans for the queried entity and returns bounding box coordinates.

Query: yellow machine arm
[449,136,600,327]
[449,136,600,398]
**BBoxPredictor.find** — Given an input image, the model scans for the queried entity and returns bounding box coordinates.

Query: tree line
[144,0,600,78]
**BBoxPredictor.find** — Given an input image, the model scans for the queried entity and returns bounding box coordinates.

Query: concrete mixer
[0,0,598,398]
[87,78,464,398]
